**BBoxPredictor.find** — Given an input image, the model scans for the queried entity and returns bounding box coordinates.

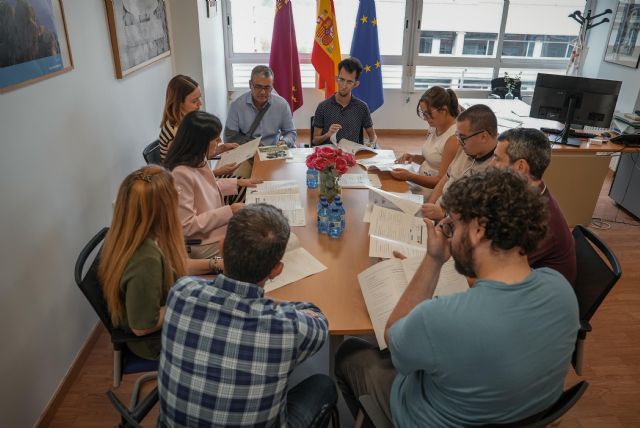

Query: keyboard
[539,127,597,139]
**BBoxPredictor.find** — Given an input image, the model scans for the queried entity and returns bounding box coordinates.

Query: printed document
[339,174,382,189]
[265,233,328,292]
[335,138,377,155]
[358,256,468,349]
[368,205,426,258]
[246,181,305,226]
[258,145,292,161]
[364,186,423,217]
[218,137,260,167]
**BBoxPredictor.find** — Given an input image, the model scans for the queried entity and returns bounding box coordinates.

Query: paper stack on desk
[245,181,306,226]
[358,256,468,349]
[264,233,327,292]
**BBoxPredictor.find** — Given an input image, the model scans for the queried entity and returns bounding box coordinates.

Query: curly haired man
[335,168,579,427]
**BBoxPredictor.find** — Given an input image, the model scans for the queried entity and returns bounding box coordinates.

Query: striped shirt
[158,275,328,427]
[159,121,177,162]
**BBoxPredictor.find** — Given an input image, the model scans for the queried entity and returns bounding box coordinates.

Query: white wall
[0,1,172,426]
[582,0,640,112]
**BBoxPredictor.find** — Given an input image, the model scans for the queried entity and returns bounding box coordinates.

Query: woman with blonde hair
[392,86,462,197]
[159,75,237,173]
[98,165,218,360]
[165,110,261,259]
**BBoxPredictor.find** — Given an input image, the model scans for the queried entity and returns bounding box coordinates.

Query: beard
[452,231,477,278]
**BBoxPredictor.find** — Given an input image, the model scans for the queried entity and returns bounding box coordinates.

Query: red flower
[305,146,356,175]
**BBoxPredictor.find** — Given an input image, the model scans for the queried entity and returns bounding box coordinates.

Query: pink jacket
[172,165,238,245]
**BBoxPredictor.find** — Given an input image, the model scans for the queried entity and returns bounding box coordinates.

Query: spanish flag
[311,0,341,98]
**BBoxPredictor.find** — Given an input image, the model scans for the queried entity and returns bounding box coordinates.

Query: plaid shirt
[158,274,328,427]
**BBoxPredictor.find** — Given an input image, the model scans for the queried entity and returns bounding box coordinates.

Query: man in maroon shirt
[492,128,576,285]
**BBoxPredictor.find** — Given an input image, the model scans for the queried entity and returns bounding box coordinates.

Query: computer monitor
[530,73,621,147]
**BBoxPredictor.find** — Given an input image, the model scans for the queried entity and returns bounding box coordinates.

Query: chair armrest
[359,394,393,428]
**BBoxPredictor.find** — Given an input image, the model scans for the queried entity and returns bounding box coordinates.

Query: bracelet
[208,256,223,274]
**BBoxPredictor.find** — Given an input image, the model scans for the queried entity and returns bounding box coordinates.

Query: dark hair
[416,86,461,118]
[497,128,551,180]
[223,204,291,284]
[457,104,498,137]
[164,111,222,170]
[338,57,364,80]
[251,65,274,80]
[161,75,199,127]
[441,168,548,255]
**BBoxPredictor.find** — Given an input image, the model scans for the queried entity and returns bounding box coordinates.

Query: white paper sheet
[255,181,299,194]
[286,148,315,163]
[366,187,423,216]
[245,193,302,210]
[363,192,424,222]
[338,173,382,189]
[369,205,427,249]
[218,137,260,166]
[337,138,377,155]
[369,235,426,259]
[264,247,328,292]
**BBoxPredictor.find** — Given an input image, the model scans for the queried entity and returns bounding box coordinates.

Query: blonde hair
[98,165,188,327]
[161,75,199,128]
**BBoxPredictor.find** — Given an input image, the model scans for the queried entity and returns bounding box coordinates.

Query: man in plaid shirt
[158,204,337,427]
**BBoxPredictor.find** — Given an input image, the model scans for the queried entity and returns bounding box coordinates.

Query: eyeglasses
[439,214,455,238]
[455,129,486,146]
[417,108,438,120]
[336,76,356,86]
[251,82,273,93]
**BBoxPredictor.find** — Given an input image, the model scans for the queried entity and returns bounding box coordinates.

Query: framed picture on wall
[104,0,171,79]
[604,0,640,68]
[0,0,73,94]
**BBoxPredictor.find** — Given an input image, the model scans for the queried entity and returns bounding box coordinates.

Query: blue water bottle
[306,168,318,188]
[334,198,345,233]
[317,195,327,223]
[328,207,342,238]
[318,200,329,234]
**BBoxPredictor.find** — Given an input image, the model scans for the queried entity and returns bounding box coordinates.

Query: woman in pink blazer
[164,111,260,258]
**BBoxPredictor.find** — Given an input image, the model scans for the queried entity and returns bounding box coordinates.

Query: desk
[252,155,407,336]
[462,98,631,226]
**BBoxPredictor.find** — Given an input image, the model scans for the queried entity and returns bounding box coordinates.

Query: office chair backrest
[74,227,116,333]
[490,77,522,100]
[143,140,162,165]
[572,225,622,322]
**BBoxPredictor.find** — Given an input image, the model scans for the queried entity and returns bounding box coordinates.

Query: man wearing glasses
[335,169,579,427]
[224,65,297,147]
[312,57,378,146]
[422,104,498,220]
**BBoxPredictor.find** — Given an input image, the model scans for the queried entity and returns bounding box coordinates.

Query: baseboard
[34,321,103,427]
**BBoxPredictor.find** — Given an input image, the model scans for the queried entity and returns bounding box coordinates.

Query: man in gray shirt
[224,65,297,147]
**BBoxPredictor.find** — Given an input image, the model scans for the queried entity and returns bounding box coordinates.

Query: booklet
[264,233,328,292]
[257,145,293,161]
[363,186,423,220]
[358,256,468,349]
[245,181,305,227]
[368,205,426,258]
[338,173,382,189]
[334,138,377,155]
[218,136,261,167]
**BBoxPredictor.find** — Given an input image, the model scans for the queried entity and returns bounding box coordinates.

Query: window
[223,1,586,94]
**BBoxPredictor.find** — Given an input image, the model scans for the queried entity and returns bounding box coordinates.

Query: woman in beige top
[165,111,261,259]
[391,87,461,197]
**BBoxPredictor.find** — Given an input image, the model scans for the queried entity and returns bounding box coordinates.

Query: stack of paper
[265,233,328,292]
[218,137,261,166]
[339,173,382,189]
[358,256,468,349]
[368,205,427,258]
[245,181,306,226]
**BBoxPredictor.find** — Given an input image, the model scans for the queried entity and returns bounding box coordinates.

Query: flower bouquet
[306,146,356,202]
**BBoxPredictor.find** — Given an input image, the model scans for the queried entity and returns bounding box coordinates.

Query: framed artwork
[0,0,73,94]
[104,0,171,79]
[604,0,640,68]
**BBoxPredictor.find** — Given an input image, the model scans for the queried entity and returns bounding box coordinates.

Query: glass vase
[505,88,514,100]
[319,168,341,203]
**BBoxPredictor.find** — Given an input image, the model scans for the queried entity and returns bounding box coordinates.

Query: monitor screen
[530,74,621,128]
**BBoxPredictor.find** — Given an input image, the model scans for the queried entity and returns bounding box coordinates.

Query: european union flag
[350,0,384,113]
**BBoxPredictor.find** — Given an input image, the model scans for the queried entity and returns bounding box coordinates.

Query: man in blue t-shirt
[335,168,579,427]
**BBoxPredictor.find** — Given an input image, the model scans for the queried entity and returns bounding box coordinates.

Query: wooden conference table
[251,153,406,359]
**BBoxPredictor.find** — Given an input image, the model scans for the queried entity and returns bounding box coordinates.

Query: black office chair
[75,228,159,424]
[356,381,588,428]
[142,140,162,165]
[571,225,622,375]
[107,386,158,428]
[490,77,522,100]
